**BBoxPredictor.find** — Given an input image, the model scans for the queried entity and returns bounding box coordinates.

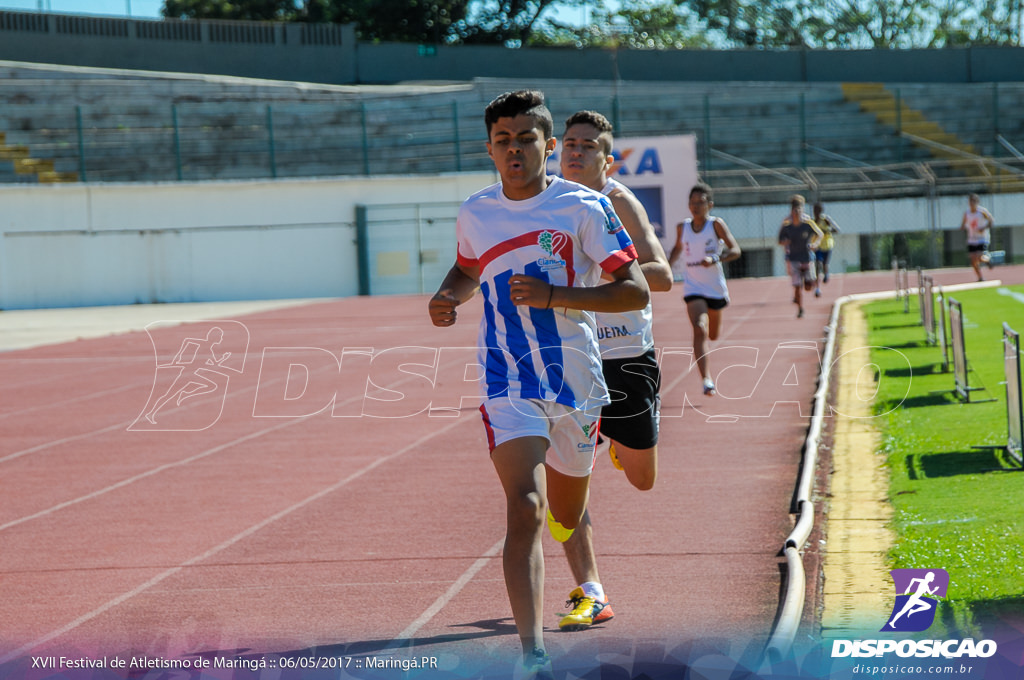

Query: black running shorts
[599,347,661,450]
[684,294,729,311]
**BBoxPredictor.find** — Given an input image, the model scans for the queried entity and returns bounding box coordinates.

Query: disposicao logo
[884,568,949,632]
[830,568,998,659]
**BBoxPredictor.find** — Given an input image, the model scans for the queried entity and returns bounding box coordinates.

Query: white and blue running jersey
[456,175,638,410]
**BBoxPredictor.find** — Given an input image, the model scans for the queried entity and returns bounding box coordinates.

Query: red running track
[1,267,1020,679]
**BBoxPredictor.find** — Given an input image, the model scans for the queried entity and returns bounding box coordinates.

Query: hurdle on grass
[1004,323,1023,466]
[949,298,972,401]
[916,268,926,323]
[920,274,936,345]
[937,290,951,372]
[901,268,910,313]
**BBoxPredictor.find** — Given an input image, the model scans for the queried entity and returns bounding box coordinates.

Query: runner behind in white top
[960,192,995,282]
[556,109,674,635]
[669,183,742,396]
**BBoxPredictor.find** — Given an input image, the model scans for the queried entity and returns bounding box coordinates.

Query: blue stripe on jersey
[493,270,542,399]
[524,262,573,405]
[599,195,634,253]
[479,280,509,399]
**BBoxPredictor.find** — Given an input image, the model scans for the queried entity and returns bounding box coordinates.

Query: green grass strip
[864,284,1024,637]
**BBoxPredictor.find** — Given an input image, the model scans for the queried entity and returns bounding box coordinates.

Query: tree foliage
[161,0,1024,48]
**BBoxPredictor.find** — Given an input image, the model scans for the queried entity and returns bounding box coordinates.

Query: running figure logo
[882,568,949,632]
[130,320,249,432]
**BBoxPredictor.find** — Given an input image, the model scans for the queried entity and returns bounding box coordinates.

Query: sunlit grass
[864,285,1024,636]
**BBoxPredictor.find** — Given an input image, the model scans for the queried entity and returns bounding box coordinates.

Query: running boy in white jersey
[960,193,995,281]
[669,183,741,396]
[428,91,649,678]
[557,109,673,632]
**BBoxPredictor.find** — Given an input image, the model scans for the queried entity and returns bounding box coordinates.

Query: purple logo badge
[882,569,949,632]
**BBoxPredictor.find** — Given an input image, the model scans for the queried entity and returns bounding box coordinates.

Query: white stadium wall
[0,173,494,310]
[3,175,1022,310]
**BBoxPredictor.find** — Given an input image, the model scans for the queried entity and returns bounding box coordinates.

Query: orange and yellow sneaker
[559,586,614,631]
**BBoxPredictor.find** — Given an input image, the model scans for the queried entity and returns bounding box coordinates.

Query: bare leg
[612,440,657,490]
[970,252,984,281]
[686,298,711,381]
[561,509,599,587]
[490,436,549,660]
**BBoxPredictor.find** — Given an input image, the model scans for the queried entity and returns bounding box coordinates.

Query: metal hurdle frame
[937,289,951,372]
[900,268,910,313]
[1004,323,1024,466]
[948,297,993,403]
[921,275,937,344]
[949,298,972,401]
[916,267,926,324]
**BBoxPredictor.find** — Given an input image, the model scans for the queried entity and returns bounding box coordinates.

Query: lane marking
[0,415,471,663]
[394,538,506,642]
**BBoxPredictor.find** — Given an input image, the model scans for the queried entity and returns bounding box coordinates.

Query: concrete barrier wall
[4,174,1021,310]
[0,172,494,310]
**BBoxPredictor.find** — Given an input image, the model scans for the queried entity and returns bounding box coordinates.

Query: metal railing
[3,77,1024,204]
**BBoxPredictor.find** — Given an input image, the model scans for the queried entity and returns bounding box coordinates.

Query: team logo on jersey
[537,230,568,271]
[581,421,599,439]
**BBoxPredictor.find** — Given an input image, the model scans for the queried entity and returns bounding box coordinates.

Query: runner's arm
[609,190,673,291]
[509,259,649,313]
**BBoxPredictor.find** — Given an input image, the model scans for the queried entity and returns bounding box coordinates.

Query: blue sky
[0,1,163,17]
[0,1,604,24]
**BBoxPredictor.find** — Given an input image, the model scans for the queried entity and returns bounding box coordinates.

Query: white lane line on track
[394,538,506,642]
[0,352,469,523]
[0,414,471,664]
[0,382,141,421]
[0,417,301,532]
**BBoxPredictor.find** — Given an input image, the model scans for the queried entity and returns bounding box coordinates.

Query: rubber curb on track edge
[761,278,1004,670]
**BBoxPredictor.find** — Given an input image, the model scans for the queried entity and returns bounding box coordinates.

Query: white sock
[581,581,604,600]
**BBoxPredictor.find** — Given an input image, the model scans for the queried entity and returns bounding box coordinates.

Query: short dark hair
[564,110,614,155]
[690,182,713,202]
[485,90,553,139]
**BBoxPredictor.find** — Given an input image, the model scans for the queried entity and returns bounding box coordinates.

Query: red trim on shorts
[479,403,496,452]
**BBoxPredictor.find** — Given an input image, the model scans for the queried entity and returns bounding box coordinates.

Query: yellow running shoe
[559,586,615,631]
[546,508,574,543]
[608,442,623,470]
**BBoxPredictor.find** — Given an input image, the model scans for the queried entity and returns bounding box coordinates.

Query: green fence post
[360,102,370,176]
[992,82,1000,157]
[452,100,462,172]
[266,105,277,179]
[172,104,183,181]
[75,105,87,182]
[895,88,903,165]
[355,205,371,296]
[703,94,711,173]
[799,92,807,169]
